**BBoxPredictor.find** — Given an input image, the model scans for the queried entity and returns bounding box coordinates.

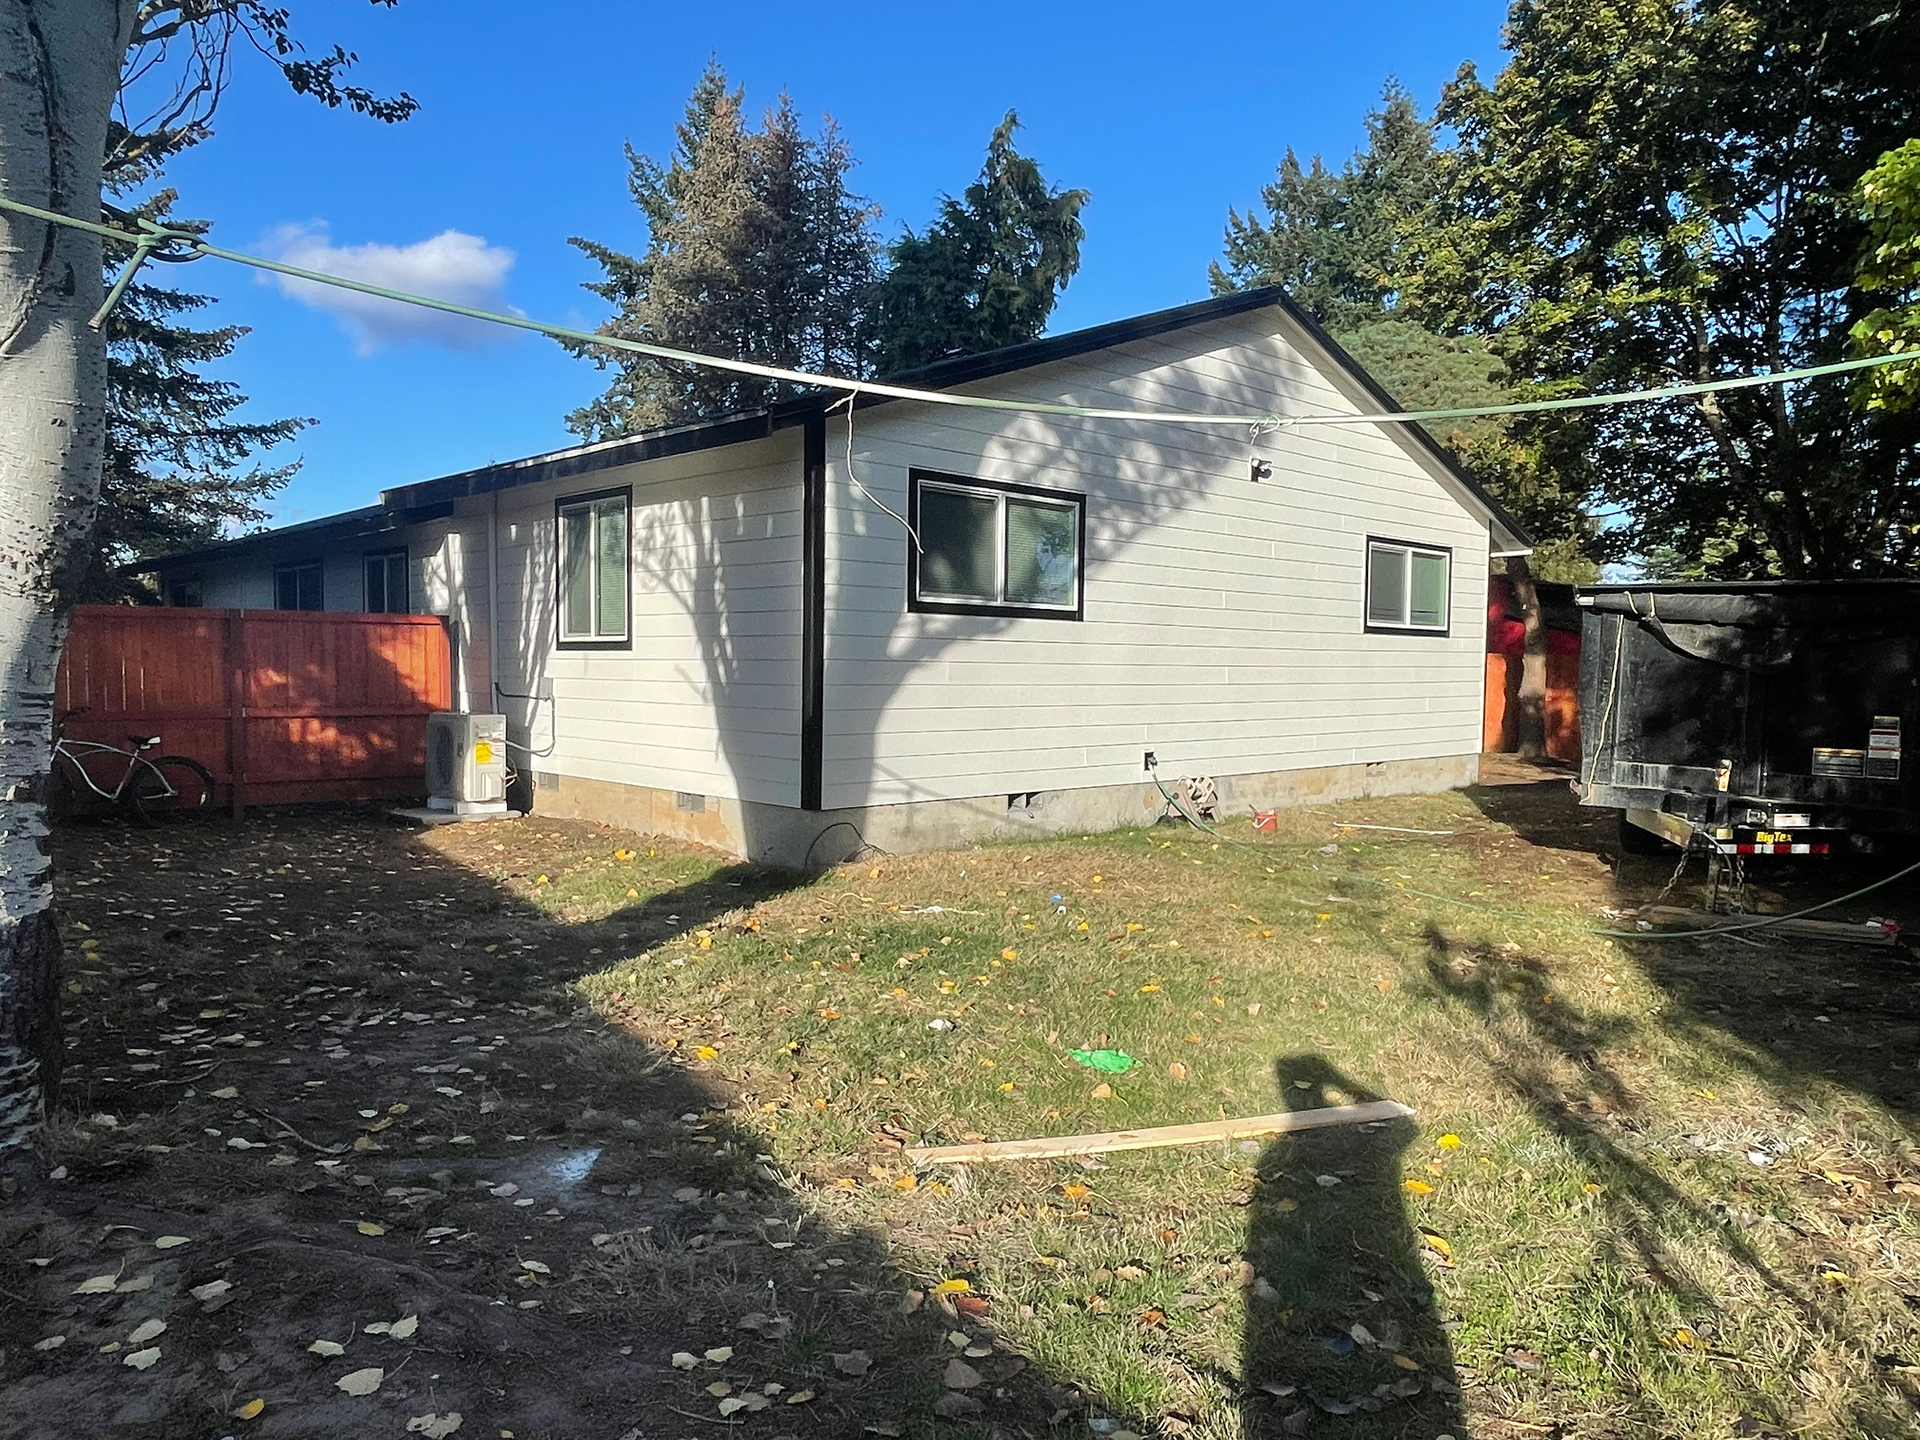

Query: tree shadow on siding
[642,357,1320,865]
[1240,1055,1463,1438]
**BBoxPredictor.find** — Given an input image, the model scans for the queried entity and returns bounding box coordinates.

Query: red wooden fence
[55,606,451,813]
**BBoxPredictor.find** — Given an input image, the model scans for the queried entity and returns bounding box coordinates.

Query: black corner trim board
[801,416,827,811]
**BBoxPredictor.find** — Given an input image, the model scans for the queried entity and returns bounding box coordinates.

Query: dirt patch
[3,811,1062,1439]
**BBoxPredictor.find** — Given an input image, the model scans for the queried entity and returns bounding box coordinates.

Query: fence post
[226,609,247,819]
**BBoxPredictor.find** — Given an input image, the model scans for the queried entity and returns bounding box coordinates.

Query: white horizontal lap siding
[822,310,1491,808]
[493,433,803,805]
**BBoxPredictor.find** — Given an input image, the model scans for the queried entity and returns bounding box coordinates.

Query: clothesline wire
[4,192,1918,434]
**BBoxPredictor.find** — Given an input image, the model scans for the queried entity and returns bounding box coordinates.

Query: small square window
[557,490,630,646]
[908,471,1083,619]
[274,562,323,611]
[364,549,408,613]
[167,578,203,608]
[1364,539,1450,633]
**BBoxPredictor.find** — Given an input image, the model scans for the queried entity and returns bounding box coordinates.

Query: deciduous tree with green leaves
[566,62,879,438]
[865,113,1088,376]
[1852,138,1920,415]
[1422,0,1920,579]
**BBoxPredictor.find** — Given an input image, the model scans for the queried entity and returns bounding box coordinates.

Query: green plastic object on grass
[1070,1048,1136,1074]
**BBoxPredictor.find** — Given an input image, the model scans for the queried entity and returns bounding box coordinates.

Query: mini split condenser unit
[425,711,509,815]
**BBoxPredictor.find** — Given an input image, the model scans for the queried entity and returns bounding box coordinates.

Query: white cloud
[263,222,519,352]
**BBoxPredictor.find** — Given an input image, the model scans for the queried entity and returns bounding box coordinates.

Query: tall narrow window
[557,490,630,646]
[364,549,408,613]
[908,471,1084,619]
[274,561,323,611]
[1364,538,1451,633]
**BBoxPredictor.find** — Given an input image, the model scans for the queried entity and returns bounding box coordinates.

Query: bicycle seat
[130,735,161,751]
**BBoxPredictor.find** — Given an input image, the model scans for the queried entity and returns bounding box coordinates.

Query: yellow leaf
[696,931,713,949]
[693,1045,719,1062]
[817,1008,840,1020]
[1583,1182,1604,1195]
[1090,1082,1113,1099]
[1092,875,1103,883]
[534,874,549,886]
[1139,982,1161,993]
[1419,1229,1455,1265]
[1001,948,1018,961]
[892,1174,918,1192]
[356,1221,386,1236]
[626,888,639,899]
[1436,1133,1462,1150]
[1821,1268,1851,1286]
[1402,1178,1433,1195]
[1389,1353,1420,1371]
[998,1082,1015,1092]
[233,1399,265,1421]
[1061,1183,1091,1201]
[931,1278,971,1295]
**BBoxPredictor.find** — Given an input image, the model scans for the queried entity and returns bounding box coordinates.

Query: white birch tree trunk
[0,1,134,1149]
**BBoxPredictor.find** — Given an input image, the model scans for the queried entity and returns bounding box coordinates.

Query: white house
[137,289,1531,865]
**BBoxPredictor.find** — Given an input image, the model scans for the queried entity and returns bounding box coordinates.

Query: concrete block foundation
[531,753,1480,868]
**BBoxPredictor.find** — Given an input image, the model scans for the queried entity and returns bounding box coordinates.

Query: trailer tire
[1617,810,1674,854]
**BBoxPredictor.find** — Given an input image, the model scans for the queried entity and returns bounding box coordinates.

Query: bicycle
[51,714,216,822]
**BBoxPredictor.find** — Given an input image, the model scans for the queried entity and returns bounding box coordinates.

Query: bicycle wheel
[128,756,217,821]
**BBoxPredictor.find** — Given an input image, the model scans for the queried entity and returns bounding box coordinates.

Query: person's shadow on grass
[1240,1055,1464,1438]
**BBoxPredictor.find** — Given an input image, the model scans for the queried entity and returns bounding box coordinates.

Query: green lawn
[489,782,1920,1438]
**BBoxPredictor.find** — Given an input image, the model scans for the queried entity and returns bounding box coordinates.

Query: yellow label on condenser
[474,741,492,765]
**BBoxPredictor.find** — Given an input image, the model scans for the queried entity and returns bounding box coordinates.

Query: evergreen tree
[1211,82,1436,331]
[87,193,307,602]
[866,113,1088,376]
[567,62,879,438]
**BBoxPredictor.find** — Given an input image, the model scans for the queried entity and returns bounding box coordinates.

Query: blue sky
[144,0,1512,524]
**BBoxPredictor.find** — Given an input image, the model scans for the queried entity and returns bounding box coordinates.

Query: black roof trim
[381,409,783,510]
[123,502,452,574]
[137,284,1529,570]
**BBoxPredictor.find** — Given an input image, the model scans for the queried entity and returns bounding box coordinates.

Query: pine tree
[567,63,879,438]
[87,192,307,602]
[866,114,1088,376]
[1211,82,1436,331]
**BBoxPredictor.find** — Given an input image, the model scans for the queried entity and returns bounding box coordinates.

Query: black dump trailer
[1576,581,1920,854]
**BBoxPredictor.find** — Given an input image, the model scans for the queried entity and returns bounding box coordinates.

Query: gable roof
[134,288,1529,572]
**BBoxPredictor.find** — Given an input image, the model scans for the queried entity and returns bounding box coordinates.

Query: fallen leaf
[233,1398,265,1420]
[944,1358,982,1389]
[308,1339,346,1356]
[153,1235,191,1250]
[1402,1179,1433,1195]
[127,1319,167,1345]
[705,1383,732,1398]
[1090,1082,1114,1099]
[355,1221,386,1236]
[703,1346,734,1363]
[209,1086,239,1100]
[1168,1061,1189,1081]
[1420,1229,1455,1266]
[124,1347,161,1370]
[786,1388,815,1405]
[520,1259,552,1275]
[931,1278,971,1295]
[388,1314,419,1340]
[74,1274,117,1295]
[671,1352,699,1370]
[693,1045,719,1062]
[1435,1134,1462,1151]
[717,1398,748,1416]
[406,1415,463,1438]
[190,1279,233,1302]
[33,1336,65,1352]
[336,1366,385,1396]
[933,1392,984,1418]
[833,1349,873,1375]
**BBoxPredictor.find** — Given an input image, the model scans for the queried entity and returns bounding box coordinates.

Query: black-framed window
[907,470,1084,620]
[274,561,323,612]
[1364,537,1451,634]
[166,578,203,608]
[364,548,408,614]
[556,487,630,647]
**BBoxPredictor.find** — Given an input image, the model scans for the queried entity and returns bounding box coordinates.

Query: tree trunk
[0,1,132,1149]
[1505,554,1548,761]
